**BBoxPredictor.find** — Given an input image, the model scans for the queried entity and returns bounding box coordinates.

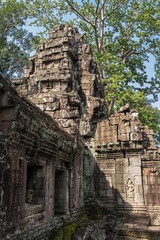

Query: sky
[144,56,160,110]
[145,36,160,110]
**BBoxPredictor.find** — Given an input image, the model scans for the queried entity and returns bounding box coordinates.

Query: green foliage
[51,223,78,240]
[0,0,39,78]
[3,0,159,143]
[26,0,160,144]
[26,0,160,91]
[25,0,71,39]
[50,214,88,240]
[140,105,160,145]
[115,89,160,144]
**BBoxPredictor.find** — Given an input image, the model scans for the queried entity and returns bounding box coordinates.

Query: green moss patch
[50,214,88,240]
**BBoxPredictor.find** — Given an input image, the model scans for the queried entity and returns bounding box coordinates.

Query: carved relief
[126,178,135,201]
[1,24,160,239]
[13,24,106,136]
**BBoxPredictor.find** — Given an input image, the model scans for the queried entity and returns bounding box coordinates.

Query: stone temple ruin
[0,25,160,239]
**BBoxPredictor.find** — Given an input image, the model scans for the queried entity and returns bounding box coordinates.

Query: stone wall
[14,24,160,230]
[14,25,106,137]
[85,105,160,225]
[1,24,160,239]
[0,75,84,239]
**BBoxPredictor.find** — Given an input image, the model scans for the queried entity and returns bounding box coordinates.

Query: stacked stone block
[5,24,160,238]
[94,106,156,151]
[13,25,106,136]
[0,76,84,239]
[85,104,160,226]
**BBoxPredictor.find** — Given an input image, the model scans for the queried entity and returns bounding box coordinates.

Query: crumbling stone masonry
[14,25,106,137]
[1,25,160,239]
[0,75,84,239]
[87,105,160,226]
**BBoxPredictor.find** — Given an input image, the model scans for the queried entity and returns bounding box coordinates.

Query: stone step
[118,225,160,240]
[25,204,44,218]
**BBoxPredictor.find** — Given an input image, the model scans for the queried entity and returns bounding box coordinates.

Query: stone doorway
[54,170,69,214]
[143,167,160,206]
[25,165,45,217]
[26,165,44,205]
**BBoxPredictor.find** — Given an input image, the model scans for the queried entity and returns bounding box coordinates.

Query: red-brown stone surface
[14,25,106,136]
[1,25,160,239]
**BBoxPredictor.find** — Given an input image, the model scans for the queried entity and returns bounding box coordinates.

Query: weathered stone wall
[0,76,84,239]
[14,25,160,228]
[14,25,106,137]
[1,24,160,239]
[86,105,160,225]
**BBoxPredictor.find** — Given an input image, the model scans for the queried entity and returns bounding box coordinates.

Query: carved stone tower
[14,25,106,136]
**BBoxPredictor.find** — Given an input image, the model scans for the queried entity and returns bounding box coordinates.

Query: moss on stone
[64,222,78,240]
[78,213,88,223]
[50,214,89,240]
[51,222,77,240]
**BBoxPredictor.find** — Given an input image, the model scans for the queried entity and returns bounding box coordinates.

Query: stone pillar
[54,169,69,214]
[45,159,55,219]
[127,156,144,205]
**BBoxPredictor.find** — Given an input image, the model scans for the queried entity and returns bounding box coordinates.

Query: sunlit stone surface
[0,25,160,239]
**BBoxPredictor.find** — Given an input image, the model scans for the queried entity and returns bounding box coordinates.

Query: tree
[26,0,160,103]
[0,0,39,78]
[26,0,160,143]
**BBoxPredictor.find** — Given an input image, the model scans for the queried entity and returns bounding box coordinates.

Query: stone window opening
[25,165,45,217]
[54,169,69,215]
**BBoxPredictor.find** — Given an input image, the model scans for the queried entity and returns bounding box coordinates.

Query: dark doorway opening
[26,165,44,205]
[54,170,68,214]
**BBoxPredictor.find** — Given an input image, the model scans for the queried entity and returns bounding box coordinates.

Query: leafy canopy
[26,0,160,108]
[0,0,39,78]
[1,0,159,143]
[26,0,160,143]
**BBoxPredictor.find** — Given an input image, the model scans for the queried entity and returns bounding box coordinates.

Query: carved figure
[126,178,134,200]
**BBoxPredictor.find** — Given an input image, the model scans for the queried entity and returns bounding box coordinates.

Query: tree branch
[65,0,95,27]
[122,48,135,62]
[121,30,160,61]
[95,0,100,17]
[97,0,107,19]
[148,50,157,58]
[37,9,50,31]
[99,2,104,52]
[104,0,125,20]
[1,16,16,37]
[141,31,160,45]
[134,46,152,55]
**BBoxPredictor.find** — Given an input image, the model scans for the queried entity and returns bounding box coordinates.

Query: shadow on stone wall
[82,145,133,239]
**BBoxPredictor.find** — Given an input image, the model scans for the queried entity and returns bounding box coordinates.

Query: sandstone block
[109,115,120,125]
[118,133,130,141]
